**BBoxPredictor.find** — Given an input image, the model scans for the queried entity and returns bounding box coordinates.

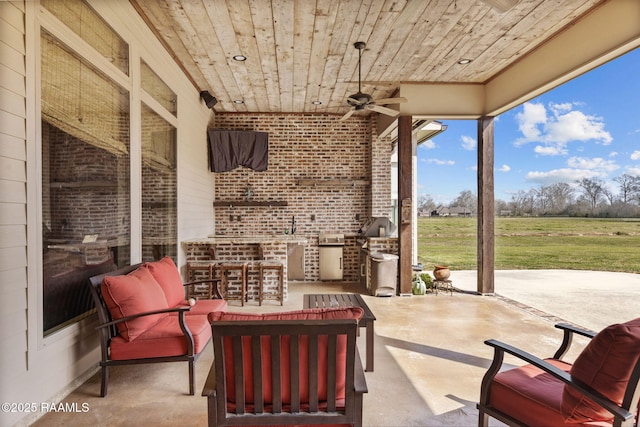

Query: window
[141,103,177,262]
[41,0,129,75]
[141,60,177,115]
[40,28,130,336]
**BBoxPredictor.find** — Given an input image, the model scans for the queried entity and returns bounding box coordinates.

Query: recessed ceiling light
[232,55,247,61]
[233,99,244,104]
[457,58,472,65]
[312,101,322,105]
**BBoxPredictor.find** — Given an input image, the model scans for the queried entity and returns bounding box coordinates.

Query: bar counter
[184,234,308,245]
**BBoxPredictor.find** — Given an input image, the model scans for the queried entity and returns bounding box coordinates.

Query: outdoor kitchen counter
[184,235,308,245]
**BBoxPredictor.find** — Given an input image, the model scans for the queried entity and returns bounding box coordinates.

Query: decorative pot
[433,265,451,280]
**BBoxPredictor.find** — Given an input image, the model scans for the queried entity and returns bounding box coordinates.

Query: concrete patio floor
[28,270,640,427]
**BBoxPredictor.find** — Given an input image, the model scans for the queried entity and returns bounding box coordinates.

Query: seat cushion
[562,317,640,423]
[143,256,186,307]
[208,307,364,323]
[490,358,576,426]
[109,314,211,360]
[209,307,363,407]
[181,298,227,316]
[101,267,169,341]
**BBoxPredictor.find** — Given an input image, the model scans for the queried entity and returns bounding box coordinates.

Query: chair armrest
[96,305,192,329]
[484,339,633,422]
[553,323,596,359]
[353,347,368,394]
[201,358,217,397]
[184,279,224,300]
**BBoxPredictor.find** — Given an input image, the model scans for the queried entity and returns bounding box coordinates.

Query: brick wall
[209,113,393,282]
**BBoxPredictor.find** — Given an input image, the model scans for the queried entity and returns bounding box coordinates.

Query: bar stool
[220,262,249,306]
[258,260,284,306]
[186,246,221,299]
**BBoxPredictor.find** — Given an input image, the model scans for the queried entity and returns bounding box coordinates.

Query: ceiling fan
[340,41,407,121]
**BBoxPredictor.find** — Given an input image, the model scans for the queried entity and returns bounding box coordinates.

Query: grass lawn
[417,217,640,273]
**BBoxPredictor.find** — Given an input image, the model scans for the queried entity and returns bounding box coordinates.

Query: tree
[450,190,477,214]
[613,174,637,204]
[510,189,535,216]
[575,178,605,211]
[547,182,574,213]
[417,194,436,212]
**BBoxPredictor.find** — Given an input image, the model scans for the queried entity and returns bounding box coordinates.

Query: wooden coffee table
[303,293,376,372]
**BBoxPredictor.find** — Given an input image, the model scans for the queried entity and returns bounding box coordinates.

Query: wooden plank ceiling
[131,0,604,116]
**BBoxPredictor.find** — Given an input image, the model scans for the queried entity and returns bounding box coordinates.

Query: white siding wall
[0,3,30,426]
[0,1,214,425]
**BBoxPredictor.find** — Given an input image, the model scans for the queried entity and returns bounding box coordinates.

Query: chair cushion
[208,307,364,323]
[562,317,640,423]
[209,307,364,407]
[143,256,186,307]
[490,358,576,426]
[181,298,228,316]
[101,267,169,341]
[109,314,211,360]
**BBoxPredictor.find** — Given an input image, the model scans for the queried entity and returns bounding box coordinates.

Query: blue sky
[417,47,640,205]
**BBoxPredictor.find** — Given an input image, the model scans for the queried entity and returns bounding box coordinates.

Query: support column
[477,117,495,295]
[398,115,413,295]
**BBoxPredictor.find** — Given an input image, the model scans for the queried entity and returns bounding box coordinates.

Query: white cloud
[421,139,436,149]
[525,168,602,185]
[609,151,618,157]
[461,135,476,151]
[515,102,546,142]
[427,158,455,166]
[630,150,640,160]
[627,167,640,175]
[566,156,619,172]
[498,164,511,172]
[534,144,567,156]
[514,101,613,155]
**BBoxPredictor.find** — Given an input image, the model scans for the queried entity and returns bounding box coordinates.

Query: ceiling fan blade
[340,109,356,121]
[347,97,365,106]
[374,97,408,104]
[367,104,400,117]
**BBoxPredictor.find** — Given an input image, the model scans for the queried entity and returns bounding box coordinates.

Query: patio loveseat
[88,256,227,397]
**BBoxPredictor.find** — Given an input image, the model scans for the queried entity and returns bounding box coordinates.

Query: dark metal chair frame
[88,263,223,397]
[478,322,640,427]
[202,318,368,427]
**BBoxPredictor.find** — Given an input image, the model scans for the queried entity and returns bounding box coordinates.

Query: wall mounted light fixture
[200,91,218,109]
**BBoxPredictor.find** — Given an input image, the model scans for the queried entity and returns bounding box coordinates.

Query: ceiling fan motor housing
[347,92,373,107]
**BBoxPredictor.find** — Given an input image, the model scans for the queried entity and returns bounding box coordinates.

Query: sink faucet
[290,216,296,234]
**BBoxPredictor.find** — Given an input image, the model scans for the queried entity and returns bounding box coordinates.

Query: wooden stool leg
[279,266,284,305]
[259,266,263,306]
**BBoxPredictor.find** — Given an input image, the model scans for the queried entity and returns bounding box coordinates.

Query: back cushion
[101,267,169,341]
[209,307,364,405]
[561,317,640,422]
[143,256,185,307]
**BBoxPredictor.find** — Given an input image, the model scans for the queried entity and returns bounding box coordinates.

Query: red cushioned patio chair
[478,319,640,427]
[202,308,368,427]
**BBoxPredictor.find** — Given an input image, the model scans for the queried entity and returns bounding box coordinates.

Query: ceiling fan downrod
[354,41,366,94]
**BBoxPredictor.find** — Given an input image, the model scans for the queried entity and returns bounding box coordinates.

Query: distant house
[449,207,473,217]
[429,206,473,217]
